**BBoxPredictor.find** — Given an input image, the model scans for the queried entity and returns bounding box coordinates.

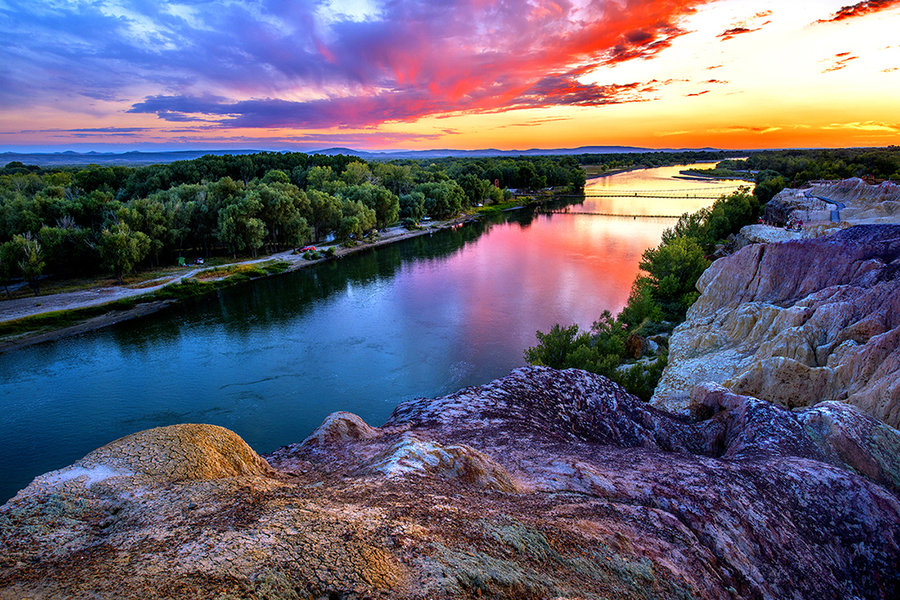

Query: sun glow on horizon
[0,0,898,151]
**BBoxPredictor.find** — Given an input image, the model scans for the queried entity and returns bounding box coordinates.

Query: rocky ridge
[762,178,900,230]
[2,366,898,599]
[652,224,900,427]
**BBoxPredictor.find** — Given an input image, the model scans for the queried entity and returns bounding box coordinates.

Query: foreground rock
[2,367,898,599]
[653,224,900,427]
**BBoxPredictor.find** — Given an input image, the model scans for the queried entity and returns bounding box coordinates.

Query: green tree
[639,236,709,322]
[16,233,45,295]
[416,180,466,219]
[342,183,400,229]
[341,161,373,186]
[99,223,150,284]
[308,189,343,241]
[253,182,312,251]
[399,191,426,221]
[218,193,268,257]
[337,200,376,240]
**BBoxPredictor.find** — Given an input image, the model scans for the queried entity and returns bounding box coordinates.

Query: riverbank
[0,213,478,353]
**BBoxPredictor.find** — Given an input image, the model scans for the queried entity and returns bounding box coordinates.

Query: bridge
[538,209,682,218]
[519,185,742,200]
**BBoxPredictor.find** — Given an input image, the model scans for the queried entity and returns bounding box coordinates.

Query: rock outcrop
[2,367,898,599]
[653,224,900,427]
[763,178,900,229]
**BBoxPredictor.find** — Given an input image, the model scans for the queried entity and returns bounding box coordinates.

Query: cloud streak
[1,0,714,131]
[816,0,900,23]
[717,10,772,40]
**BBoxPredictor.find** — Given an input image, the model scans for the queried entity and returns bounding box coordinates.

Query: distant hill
[1,145,727,167]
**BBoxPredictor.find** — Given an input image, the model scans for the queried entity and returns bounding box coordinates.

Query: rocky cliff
[763,178,900,229]
[652,224,900,428]
[2,367,898,599]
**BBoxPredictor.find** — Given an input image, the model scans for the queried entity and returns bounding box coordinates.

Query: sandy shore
[0,214,477,353]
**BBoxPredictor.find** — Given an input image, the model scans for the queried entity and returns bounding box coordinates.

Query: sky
[0,0,898,152]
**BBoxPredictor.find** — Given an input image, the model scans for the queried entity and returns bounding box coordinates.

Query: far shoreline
[0,212,479,354]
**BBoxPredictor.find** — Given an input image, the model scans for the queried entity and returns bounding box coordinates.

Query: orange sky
[1,0,898,151]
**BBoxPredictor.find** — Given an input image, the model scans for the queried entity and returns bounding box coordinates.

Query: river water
[0,164,745,502]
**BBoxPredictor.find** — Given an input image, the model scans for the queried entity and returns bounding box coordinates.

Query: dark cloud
[816,0,900,23]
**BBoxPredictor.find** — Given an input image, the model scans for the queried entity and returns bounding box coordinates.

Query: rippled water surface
[0,163,744,502]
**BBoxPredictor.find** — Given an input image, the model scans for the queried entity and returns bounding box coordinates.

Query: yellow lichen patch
[81,423,274,481]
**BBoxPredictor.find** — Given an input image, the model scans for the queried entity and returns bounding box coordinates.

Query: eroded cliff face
[2,367,898,600]
[763,178,900,230]
[652,225,900,427]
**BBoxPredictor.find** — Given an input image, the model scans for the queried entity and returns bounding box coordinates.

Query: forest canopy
[0,152,584,286]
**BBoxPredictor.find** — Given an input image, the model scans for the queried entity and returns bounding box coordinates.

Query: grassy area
[476,200,524,214]
[192,260,289,281]
[0,255,295,301]
[0,259,295,341]
[0,298,139,340]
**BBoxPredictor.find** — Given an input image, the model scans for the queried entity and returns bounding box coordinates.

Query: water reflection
[0,164,743,503]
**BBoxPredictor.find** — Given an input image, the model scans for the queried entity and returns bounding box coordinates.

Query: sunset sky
[1,0,898,151]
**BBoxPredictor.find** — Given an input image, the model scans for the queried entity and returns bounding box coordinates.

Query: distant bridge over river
[516,186,742,201]
[538,209,682,218]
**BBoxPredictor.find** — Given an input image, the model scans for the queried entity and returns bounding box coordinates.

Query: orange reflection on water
[581,163,747,216]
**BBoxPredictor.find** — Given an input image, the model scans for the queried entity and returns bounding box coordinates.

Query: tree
[523,323,584,369]
[399,191,426,221]
[337,200,376,240]
[307,165,336,188]
[15,233,45,295]
[639,236,709,321]
[0,240,17,297]
[416,180,466,219]
[341,183,399,229]
[218,193,268,257]
[261,169,290,184]
[341,161,373,186]
[99,223,150,284]
[373,163,413,195]
[308,189,343,241]
[253,182,312,251]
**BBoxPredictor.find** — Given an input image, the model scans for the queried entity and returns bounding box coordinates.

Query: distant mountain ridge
[1,145,726,167]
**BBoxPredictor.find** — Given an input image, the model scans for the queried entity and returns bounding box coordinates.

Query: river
[0,163,746,502]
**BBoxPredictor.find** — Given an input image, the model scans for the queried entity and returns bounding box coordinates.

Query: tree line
[0,153,584,292]
[736,147,900,203]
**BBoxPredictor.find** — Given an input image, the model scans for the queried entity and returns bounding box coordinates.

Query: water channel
[0,164,746,502]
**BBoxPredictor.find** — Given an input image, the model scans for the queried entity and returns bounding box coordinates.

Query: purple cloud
[1,0,714,131]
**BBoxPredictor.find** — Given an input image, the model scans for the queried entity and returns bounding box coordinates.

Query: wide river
[0,164,745,502]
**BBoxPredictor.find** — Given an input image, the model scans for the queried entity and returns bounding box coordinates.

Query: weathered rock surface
[653,224,900,427]
[763,178,900,229]
[2,367,898,599]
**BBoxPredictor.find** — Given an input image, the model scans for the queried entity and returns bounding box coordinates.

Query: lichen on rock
[2,367,898,599]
